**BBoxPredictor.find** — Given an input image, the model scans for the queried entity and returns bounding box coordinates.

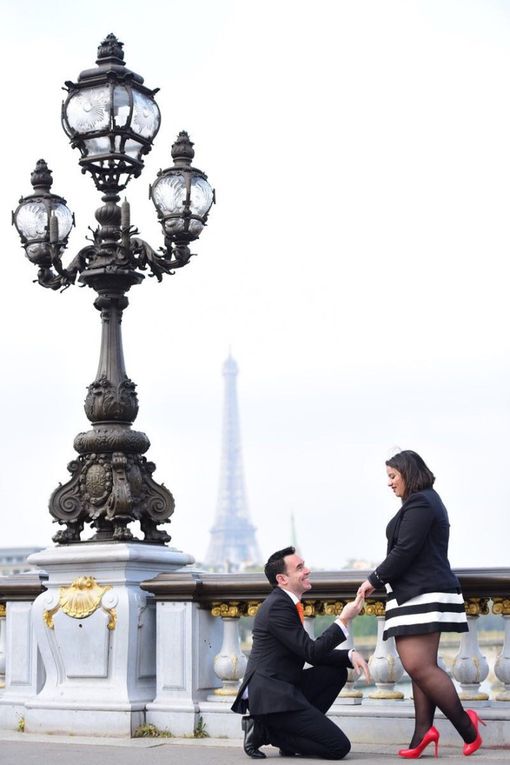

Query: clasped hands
[339,591,365,623]
[356,579,375,599]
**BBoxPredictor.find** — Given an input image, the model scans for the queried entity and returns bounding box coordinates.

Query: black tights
[395,632,476,748]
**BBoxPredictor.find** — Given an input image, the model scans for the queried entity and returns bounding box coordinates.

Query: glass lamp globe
[62,34,161,193]
[150,131,214,244]
[13,160,74,266]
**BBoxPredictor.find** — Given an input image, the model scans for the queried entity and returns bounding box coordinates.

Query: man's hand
[350,651,371,684]
[357,579,375,599]
[339,592,364,624]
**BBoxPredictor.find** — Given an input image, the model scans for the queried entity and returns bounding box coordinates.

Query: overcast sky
[1,0,509,570]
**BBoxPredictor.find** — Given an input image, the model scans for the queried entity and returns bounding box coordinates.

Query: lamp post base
[24,543,193,737]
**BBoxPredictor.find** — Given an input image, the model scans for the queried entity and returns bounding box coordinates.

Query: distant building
[343,558,374,570]
[0,547,44,576]
[204,354,262,572]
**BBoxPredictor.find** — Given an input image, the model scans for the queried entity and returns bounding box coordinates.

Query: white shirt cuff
[334,618,349,637]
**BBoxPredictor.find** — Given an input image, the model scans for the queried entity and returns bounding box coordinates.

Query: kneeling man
[232,546,369,759]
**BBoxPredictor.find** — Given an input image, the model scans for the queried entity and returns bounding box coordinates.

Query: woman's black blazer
[368,488,461,605]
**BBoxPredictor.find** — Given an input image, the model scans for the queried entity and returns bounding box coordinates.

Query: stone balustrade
[0,603,6,689]
[0,565,509,744]
[0,572,47,729]
[139,567,510,740]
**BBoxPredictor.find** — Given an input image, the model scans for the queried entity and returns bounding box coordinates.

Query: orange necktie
[296,601,304,624]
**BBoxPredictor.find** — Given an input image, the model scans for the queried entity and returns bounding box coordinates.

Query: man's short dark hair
[264,546,295,586]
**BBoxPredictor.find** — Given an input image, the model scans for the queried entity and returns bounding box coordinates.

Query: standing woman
[358,450,484,758]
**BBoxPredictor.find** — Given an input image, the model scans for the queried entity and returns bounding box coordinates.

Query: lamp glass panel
[124,138,144,160]
[162,217,204,237]
[153,173,186,214]
[132,91,160,139]
[84,137,111,157]
[188,219,204,235]
[66,86,111,134]
[16,201,48,239]
[26,243,47,259]
[190,175,214,217]
[113,85,130,128]
[53,203,74,239]
[163,217,186,234]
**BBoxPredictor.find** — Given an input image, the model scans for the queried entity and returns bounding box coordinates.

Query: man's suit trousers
[257,664,350,759]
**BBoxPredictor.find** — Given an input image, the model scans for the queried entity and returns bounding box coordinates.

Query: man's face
[277,553,311,597]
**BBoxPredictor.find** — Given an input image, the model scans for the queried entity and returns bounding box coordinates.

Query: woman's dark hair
[386,450,435,500]
[264,546,295,586]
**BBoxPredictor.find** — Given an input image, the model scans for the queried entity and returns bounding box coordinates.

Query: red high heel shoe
[463,709,486,756]
[398,726,440,759]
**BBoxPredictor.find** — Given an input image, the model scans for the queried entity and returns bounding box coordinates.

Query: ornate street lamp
[12,34,214,545]
[12,159,74,276]
[61,33,161,194]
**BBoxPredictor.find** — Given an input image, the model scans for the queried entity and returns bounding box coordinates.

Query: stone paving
[0,732,508,765]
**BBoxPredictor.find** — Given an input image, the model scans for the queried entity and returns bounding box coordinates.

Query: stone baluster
[210,601,249,698]
[438,651,450,676]
[452,597,489,701]
[492,597,510,701]
[302,600,317,639]
[365,600,404,700]
[322,601,363,704]
[0,605,5,689]
[301,600,317,670]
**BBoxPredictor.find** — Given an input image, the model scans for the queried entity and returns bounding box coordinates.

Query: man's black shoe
[242,716,267,759]
[279,750,297,757]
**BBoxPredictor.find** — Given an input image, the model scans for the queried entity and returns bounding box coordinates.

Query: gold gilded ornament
[303,601,317,618]
[43,576,117,630]
[247,601,261,617]
[492,597,510,616]
[43,604,60,629]
[465,597,490,617]
[60,576,111,619]
[322,601,345,617]
[364,600,385,617]
[0,604,6,618]
[211,601,247,618]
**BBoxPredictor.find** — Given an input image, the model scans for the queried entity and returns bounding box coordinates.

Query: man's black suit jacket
[231,586,352,716]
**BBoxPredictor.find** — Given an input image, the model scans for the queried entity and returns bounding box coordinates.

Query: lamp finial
[171,131,195,166]
[96,33,125,65]
[30,159,53,192]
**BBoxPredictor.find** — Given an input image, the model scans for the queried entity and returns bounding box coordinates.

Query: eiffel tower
[204,354,262,571]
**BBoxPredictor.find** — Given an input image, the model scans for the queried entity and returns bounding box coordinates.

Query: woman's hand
[357,579,375,598]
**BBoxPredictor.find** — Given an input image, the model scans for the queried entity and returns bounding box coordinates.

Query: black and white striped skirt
[383,588,469,640]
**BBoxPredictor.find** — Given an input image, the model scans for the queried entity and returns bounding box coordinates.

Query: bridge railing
[0,567,509,738]
[0,572,47,703]
[135,567,510,735]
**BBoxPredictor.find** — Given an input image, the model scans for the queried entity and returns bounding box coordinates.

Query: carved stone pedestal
[24,543,192,736]
[146,600,223,736]
[0,598,45,731]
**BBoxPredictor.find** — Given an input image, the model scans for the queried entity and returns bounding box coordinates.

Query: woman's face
[386,465,406,498]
